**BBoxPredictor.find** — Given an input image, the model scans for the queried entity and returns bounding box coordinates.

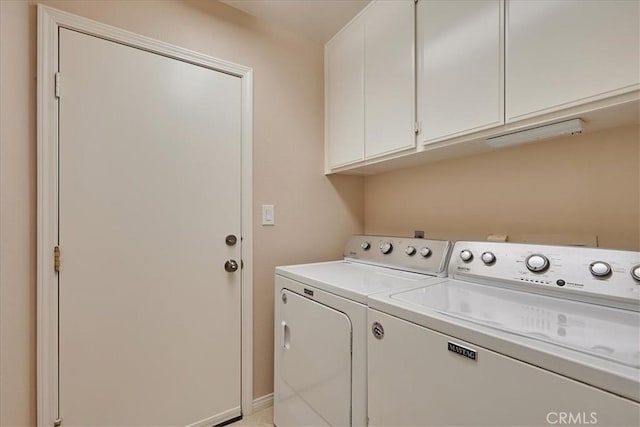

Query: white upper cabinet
[326,0,415,171]
[506,0,640,122]
[364,0,415,158]
[418,0,504,144]
[326,17,365,169]
[326,0,639,174]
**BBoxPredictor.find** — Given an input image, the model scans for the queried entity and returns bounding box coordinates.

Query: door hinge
[414,121,422,135]
[54,246,61,272]
[54,72,61,98]
[54,417,62,427]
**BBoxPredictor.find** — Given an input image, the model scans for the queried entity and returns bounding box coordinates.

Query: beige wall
[0,1,363,425]
[365,125,640,250]
[2,1,638,426]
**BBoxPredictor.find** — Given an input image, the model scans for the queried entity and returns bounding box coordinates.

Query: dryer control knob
[380,242,393,255]
[460,250,473,262]
[481,252,496,265]
[631,265,640,282]
[526,254,549,272]
[361,241,371,251]
[419,247,432,258]
[405,246,416,256]
[589,261,612,278]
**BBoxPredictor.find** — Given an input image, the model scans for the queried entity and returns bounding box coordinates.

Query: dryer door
[279,289,352,426]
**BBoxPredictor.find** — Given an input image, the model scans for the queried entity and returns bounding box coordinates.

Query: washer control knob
[405,246,416,256]
[526,254,549,272]
[631,265,640,281]
[380,242,393,255]
[589,261,612,278]
[481,252,496,265]
[361,241,371,251]
[460,250,473,262]
[419,247,432,258]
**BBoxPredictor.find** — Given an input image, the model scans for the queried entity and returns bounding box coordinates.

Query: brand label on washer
[448,342,477,361]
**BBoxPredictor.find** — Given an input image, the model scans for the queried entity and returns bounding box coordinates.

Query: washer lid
[390,280,640,368]
[276,261,443,304]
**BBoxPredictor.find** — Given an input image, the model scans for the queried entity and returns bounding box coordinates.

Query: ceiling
[220,0,371,43]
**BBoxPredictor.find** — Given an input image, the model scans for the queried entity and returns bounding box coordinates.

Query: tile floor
[229,406,274,427]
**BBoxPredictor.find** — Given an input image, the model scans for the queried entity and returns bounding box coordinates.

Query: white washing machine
[368,241,640,426]
[274,235,452,427]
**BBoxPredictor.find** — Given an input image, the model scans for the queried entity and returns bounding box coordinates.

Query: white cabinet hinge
[414,121,422,135]
[54,246,61,272]
[54,72,61,98]
[54,418,62,427]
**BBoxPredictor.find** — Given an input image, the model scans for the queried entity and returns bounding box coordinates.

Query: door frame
[36,5,254,426]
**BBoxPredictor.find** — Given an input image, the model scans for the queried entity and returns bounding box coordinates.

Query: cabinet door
[506,0,640,122]
[418,0,503,144]
[364,0,415,158]
[326,17,365,169]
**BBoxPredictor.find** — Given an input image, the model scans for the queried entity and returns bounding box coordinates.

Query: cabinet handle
[282,321,290,350]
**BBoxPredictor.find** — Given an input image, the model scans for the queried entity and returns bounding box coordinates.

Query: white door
[326,16,365,169]
[506,0,640,121]
[417,0,503,144]
[278,289,352,426]
[58,28,242,426]
[364,0,415,159]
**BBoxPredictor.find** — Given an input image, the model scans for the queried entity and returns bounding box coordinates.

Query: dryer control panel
[449,241,640,311]
[344,235,452,277]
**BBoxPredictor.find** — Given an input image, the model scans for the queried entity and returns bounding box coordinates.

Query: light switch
[262,204,275,226]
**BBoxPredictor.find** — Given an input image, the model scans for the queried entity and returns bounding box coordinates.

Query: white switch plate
[262,204,275,226]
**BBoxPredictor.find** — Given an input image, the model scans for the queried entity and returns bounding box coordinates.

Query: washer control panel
[344,235,452,277]
[450,241,640,310]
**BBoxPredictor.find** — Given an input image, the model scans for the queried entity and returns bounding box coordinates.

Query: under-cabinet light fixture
[486,118,584,148]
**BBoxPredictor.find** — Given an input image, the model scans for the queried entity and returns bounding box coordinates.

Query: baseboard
[253,393,274,412]
[186,406,241,427]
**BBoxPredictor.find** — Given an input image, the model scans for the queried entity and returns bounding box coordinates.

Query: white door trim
[36,5,254,426]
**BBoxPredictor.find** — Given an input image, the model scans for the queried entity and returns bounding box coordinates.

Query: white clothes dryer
[368,241,640,426]
[274,235,452,427]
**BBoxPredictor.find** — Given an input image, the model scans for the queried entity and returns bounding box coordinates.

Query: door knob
[225,259,239,272]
